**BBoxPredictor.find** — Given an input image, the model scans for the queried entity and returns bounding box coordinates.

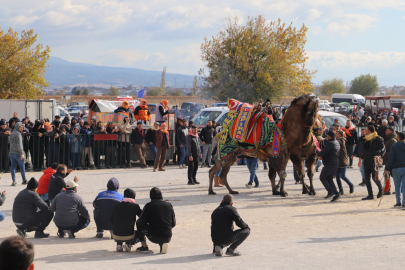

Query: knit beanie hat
[124,188,136,199]
[27,177,38,190]
[327,130,336,138]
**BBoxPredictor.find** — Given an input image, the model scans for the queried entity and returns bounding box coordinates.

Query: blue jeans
[179,145,187,165]
[335,167,353,190]
[39,193,49,202]
[215,168,222,177]
[0,211,5,222]
[246,158,259,184]
[392,167,405,205]
[9,153,26,183]
[149,144,157,160]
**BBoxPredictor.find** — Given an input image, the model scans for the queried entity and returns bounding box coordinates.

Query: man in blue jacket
[93,178,124,238]
[80,122,95,169]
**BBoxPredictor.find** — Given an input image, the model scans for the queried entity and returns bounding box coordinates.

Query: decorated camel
[208,93,320,196]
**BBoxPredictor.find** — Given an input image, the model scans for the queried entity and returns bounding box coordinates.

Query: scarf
[188,129,198,137]
[123,198,136,204]
[149,126,158,131]
[160,128,168,134]
[365,131,378,142]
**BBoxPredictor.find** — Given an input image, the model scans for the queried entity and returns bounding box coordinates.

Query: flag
[137,89,145,100]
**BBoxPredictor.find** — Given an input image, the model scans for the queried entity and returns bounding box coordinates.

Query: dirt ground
[0,162,404,270]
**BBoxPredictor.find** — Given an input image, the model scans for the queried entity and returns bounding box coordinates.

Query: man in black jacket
[361,125,385,200]
[211,194,250,256]
[176,119,188,169]
[110,189,142,252]
[12,178,54,238]
[343,120,357,168]
[136,187,176,254]
[200,120,215,168]
[47,164,75,203]
[131,122,147,169]
[0,120,11,172]
[316,131,341,202]
[187,126,202,185]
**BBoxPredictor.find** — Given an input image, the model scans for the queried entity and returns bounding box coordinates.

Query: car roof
[198,106,229,112]
[317,111,347,117]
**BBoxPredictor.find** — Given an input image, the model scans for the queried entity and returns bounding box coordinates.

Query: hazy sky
[1,0,405,85]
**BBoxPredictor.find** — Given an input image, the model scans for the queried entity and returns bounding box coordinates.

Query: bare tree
[192,75,198,95]
[160,66,166,92]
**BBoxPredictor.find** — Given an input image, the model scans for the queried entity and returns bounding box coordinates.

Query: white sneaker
[160,243,168,254]
[214,245,223,256]
[179,165,183,169]
[123,243,131,252]
[182,164,186,168]
[116,245,123,252]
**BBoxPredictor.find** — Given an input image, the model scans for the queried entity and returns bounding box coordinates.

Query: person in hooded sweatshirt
[36,163,58,205]
[9,122,28,186]
[93,178,124,238]
[12,178,54,238]
[136,187,176,254]
[110,188,142,252]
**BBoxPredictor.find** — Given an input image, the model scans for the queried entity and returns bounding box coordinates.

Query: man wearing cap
[0,120,11,173]
[51,179,90,239]
[115,101,134,123]
[80,121,95,169]
[384,132,405,208]
[9,122,28,186]
[93,178,124,238]
[145,122,159,161]
[154,123,170,172]
[378,119,388,140]
[361,125,385,200]
[110,188,142,252]
[382,127,397,195]
[47,164,75,204]
[316,131,341,202]
[155,100,169,125]
[388,115,398,127]
[131,121,148,169]
[187,125,202,185]
[136,187,176,254]
[12,178,54,238]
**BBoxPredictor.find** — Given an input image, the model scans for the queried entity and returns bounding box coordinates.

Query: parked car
[318,110,349,128]
[211,102,228,107]
[181,102,204,114]
[191,107,229,128]
[319,104,333,111]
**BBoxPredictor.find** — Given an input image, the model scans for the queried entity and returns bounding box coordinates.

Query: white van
[331,94,365,105]
[191,107,229,128]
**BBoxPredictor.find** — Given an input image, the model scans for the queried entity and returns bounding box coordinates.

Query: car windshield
[321,115,348,128]
[192,111,223,126]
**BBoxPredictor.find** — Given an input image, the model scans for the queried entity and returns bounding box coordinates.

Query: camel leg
[277,158,289,197]
[306,154,317,196]
[208,161,222,195]
[219,155,239,195]
[291,156,310,194]
[268,166,280,195]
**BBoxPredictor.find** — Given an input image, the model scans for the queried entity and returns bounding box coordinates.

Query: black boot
[359,180,366,186]
[362,180,374,200]
[375,180,383,198]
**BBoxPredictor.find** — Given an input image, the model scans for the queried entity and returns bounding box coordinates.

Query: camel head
[283,93,319,131]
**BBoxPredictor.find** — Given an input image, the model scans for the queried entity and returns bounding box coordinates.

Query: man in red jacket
[36,163,58,205]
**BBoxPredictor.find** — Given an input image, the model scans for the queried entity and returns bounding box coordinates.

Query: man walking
[187,125,202,185]
[9,122,28,186]
[145,122,159,161]
[361,125,385,200]
[200,120,215,168]
[131,122,148,169]
[176,119,188,169]
[211,194,250,256]
[316,131,340,202]
[342,120,357,168]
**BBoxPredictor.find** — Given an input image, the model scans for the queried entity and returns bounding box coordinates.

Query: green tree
[349,74,379,96]
[147,87,164,96]
[199,16,316,103]
[74,89,82,95]
[108,86,120,96]
[82,88,90,95]
[319,78,345,96]
[0,28,51,99]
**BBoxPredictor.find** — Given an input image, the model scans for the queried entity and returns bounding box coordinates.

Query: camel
[208,94,320,196]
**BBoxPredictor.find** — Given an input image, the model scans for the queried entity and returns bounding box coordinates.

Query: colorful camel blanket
[216,99,286,160]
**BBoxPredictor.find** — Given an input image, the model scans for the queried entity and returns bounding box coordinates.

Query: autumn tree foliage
[199,16,316,103]
[0,28,50,99]
[319,78,346,96]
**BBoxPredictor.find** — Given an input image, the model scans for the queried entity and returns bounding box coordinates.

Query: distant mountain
[45,57,194,88]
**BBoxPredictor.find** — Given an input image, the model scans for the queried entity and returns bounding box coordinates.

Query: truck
[0,99,63,121]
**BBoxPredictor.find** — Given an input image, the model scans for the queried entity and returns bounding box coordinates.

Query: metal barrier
[0,133,133,171]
